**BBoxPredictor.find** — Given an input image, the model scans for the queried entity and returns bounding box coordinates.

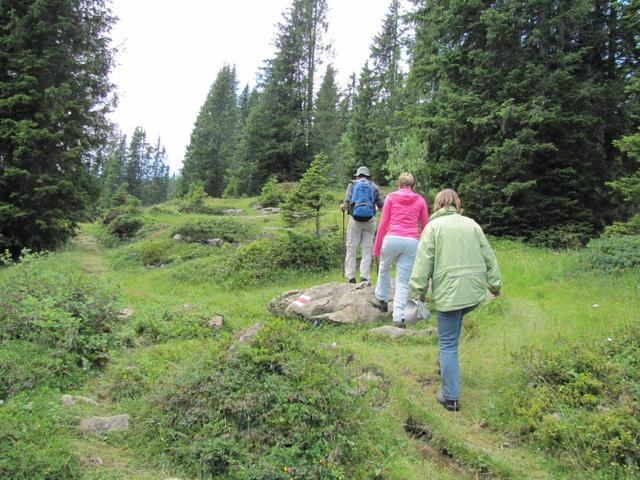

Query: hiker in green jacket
[409,189,502,412]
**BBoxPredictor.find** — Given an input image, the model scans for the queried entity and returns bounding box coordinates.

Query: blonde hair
[433,189,462,213]
[397,172,415,189]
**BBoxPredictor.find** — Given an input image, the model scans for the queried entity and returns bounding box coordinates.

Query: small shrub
[132,307,224,345]
[0,341,68,400]
[503,326,640,476]
[105,340,222,400]
[177,182,222,214]
[528,223,594,249]
[0,257,119,388]
[258,175,293,207]
[604,213,640,236]
[171,217,256,244]
[222,231,342,287]
[581,235,640,272]
[107,213,144,239]
[101,200,145,242]
[115,239,213,268]
[139,320,373,478]
[0,391,80,479]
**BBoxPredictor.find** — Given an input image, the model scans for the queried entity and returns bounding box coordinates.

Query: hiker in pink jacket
[372,172,429,327]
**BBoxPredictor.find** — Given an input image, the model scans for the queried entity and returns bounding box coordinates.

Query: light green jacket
[409,206,502,312]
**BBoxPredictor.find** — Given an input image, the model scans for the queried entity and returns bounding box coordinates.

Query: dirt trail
[72,229,108,276]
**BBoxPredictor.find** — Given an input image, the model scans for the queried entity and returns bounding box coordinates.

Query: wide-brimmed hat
[355,166,370,177]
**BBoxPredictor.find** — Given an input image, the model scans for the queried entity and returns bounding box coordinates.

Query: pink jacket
[373,188,429,257]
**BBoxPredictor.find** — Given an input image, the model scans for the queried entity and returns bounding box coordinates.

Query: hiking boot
[361,277,369,284]
[394,319,406,329]
[436,391,460,412]
[370,297,388,312]
[348,278,356,284]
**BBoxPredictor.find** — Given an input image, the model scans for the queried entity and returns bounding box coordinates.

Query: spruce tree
[0,0,115,254]
[145,138,170,205]
[181,65,239,197]
[99,135,127,209]
[406,0,639,243]
[281,152,332,237]
[348,63,387,183]
[124,127,147,200]
[312,65,340,162]
[234,0,329,192]
[347,1,408,184]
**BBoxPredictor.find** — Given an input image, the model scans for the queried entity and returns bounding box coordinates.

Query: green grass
[1,191,638,479]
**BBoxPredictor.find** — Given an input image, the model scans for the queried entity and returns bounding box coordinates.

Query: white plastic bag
[415,299,430,320]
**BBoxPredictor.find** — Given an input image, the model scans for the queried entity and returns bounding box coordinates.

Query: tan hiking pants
[344,216,376,281]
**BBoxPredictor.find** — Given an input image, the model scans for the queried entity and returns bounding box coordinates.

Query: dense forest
[1,0,639,255]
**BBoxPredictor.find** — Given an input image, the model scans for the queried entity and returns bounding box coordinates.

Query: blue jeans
[437,305,478,400]
[375,236,418,323]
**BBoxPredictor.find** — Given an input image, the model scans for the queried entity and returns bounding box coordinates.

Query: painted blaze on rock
[269,281,391,324]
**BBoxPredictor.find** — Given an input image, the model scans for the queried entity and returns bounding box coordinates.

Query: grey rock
[269,282,394,324]
[79,414,129,434]
[204,238,224,247]
[172,234,184,241]
[368,325,437,338]
[75,395,99,406]
[236,322,263,344]
[260,207,280,214]
[60,394,98,406]
[117,308,133,320]
[222,208,244,215]
[205,314,224,329]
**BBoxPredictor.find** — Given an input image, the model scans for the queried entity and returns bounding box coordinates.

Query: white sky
[109,0,394,173]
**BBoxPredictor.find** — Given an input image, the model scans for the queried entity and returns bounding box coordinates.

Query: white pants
[375,236,419,323]
[344,217,376,280]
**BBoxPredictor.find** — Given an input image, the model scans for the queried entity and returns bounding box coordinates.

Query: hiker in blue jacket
[341,166,384,284]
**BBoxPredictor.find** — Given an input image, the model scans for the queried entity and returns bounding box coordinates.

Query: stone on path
[79,414,129,434]
[117,308,133,320]
[222,208,244,215]
[368,325,437,338]
[236,322,263,344]
[60,394,98,406]
[205,314,224,329]
[269,281,392,324]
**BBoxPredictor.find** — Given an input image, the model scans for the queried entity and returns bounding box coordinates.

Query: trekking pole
[342,207,347,278]
[342,208,345,246]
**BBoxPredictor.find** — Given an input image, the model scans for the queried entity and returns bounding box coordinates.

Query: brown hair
[433,189,463,213]
[396,172,415,189]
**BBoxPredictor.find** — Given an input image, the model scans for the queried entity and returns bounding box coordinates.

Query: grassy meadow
[1,190,639,479]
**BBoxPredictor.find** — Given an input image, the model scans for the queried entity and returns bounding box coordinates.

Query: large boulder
[268,281,390,324]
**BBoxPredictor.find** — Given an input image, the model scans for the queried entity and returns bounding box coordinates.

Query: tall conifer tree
[312,65,340,162]
[0,0,115,254]
[181,65,238,197]
[233,0,329,193]
[347,0,408,183]
[407,0,639,242]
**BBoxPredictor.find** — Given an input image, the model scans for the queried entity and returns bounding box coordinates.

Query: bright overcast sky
[109,0,395,173]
